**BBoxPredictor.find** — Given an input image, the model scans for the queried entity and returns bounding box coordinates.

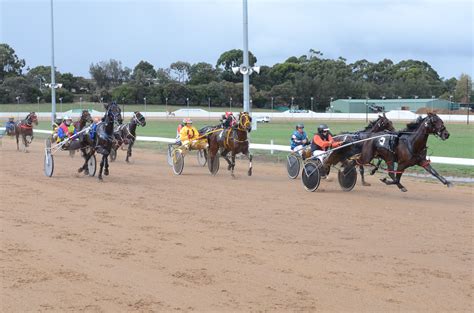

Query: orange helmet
[225,112,233,118]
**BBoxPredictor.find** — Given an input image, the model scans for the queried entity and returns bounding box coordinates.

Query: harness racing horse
[14,112,38,152]
[79,102,122,180]
[208,112,253,177]
[357,113,451,192]
[111,111,146,163]
[326,113,395,186]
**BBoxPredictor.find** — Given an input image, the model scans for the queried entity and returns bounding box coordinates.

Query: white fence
[0,109,471,122]
[24,129,474,167]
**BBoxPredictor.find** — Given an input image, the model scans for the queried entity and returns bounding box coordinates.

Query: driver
[57,115,77,143]
[290,123,309,158]
[5,116,15,135]
[311,124,341,157]
[221,112,237,128]
[179,118,207,151]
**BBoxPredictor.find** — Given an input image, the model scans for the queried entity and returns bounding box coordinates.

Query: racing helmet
[296,123,304,130]
[317,123,330,133]
[184,118,193,124]
[225,111,233,118]
[63,115,72,125]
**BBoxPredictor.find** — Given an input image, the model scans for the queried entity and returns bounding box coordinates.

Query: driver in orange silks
[179,118,207,151]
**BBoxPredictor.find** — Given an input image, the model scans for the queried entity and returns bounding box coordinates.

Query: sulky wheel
[88,154,97,177]
[338,165,357,192]
[208,155,220,176]
[44,151,54,177]
[301,161,321,192]
[172,149,185,175]
[167,144,174,167]
[197,149,207,167]
[286,154,301,179]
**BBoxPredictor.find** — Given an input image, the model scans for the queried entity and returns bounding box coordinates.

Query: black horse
[324,114,395,185]
[13,112,38,152]
[357,113,451,192]
[79,102,122,180]
[207,112,253,177]
[111,111,146,163]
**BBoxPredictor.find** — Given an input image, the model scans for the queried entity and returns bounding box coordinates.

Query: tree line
[1,44,471,111]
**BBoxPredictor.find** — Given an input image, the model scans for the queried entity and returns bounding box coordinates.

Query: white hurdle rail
[15,129,474,167]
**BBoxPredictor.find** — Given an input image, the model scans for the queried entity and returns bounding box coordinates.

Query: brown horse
[14,112,38,152]
[208,112,253,177]
[356,113,451,192]
[325,114,396,186]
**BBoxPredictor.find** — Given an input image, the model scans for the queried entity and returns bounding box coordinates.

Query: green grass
[34,119,473,159]
[0,103,275,113]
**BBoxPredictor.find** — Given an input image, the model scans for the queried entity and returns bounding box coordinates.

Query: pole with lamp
[271,96,274,111]
[79,96,83,110]
[230,97,232,112]
[365,97,369,123]
[144,97,147,117]
[37,96,41,113]
[49,0,57,126]
[15,96,20,120]
[208,97,211,121]
[59,97,63,113]
[186,97,189,117]
[431,95,435,112]
[165,97,168,118]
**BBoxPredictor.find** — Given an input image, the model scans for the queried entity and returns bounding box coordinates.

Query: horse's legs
[247,152,253,176]
[422,162,452,187]
[393,172,407,192]
[126,140,134,163]
[15,132,19,151]
[104,155,109,176]
[359,165,371,186]
[230,153,236,177]
[221,149,232,170]
[78,148,90,174]
[98,154,105,180]
[370,159,383,175]
[22,134,28,153]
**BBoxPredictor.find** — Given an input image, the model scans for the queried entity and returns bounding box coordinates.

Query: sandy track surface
[1,140,472,312]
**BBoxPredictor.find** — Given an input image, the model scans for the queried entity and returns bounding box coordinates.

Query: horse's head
[374,113,395,132]
[104,101,123,124]
[133,111,146,127]
[81,110,93,124]
[425,113,449,140]
[27,112,38,126]
[238,112,252,132]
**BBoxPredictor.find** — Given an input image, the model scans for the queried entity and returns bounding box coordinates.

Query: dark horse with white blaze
[207,112,253,177]
[356,113,451,192]
[14,112,38,152]
[111,111,146,163]
[79,102,122,180]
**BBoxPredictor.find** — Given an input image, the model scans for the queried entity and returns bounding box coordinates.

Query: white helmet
[63,115,72,121]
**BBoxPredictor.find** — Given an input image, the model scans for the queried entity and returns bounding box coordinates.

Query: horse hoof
[248,170,252,176]
[380,178,388,184]
[98,176,103,181]
[447,182,454,188]
[400,187,407,192]
[78,167,83,173]
[104,170,109,176]
[362,182,371,186]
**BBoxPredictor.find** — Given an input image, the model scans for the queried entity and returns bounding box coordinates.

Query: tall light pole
[431,95,435,112]
[37,96,40,113]
[186,97,189,117]
[271,96,274,111]
[365,97,369,123]
[79,96,83,110]
[242,0,250,113]
[50,0,57,126]
[59,97,63,113]
[165,97,168,117]
[144,97,147,117]
[291,97,294,109]
[310,97,314,111]
[15,96,20,119]
[208,97,211,121]
[230,97,232,111]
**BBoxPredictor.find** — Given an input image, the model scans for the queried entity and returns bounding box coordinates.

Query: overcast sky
[1,0,472,79]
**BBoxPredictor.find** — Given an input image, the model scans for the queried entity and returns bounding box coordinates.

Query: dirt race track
[1,139,472,312]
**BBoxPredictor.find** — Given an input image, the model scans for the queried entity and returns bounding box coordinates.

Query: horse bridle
[133,113,145,126]
[238,113,251,132]
[424,115,446,137]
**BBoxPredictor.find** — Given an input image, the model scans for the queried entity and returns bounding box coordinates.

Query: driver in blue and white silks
[5,116,15,135]
[290,123,309,157]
